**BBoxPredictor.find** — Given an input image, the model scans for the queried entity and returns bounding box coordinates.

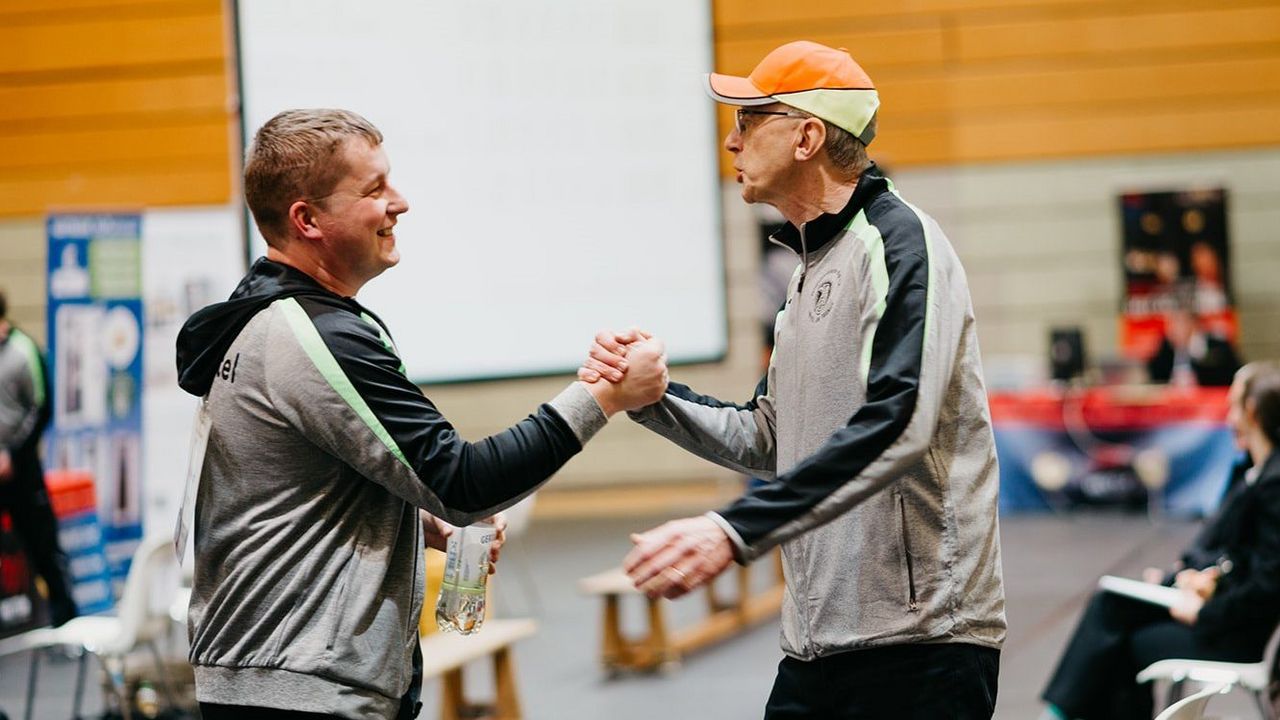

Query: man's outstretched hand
[623,515,734,599]
[578,328,646,384]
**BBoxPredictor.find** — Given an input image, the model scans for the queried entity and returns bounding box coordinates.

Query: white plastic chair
[0,534,181,720]
[1137,621,1280,720]
[1155,683,1231,720]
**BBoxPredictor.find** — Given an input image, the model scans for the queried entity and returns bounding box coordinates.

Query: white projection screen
[235,1,726,384]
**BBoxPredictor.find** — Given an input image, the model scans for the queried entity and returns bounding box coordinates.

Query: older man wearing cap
[580,41,1007,717]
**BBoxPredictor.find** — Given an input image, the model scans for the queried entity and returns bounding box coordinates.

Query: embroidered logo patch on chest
[808,268,842,323]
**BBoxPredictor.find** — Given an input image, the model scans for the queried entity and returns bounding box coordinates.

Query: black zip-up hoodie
[175,258,606,718]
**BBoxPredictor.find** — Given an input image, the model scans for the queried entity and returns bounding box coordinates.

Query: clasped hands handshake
[576,329,736,600]
[576,328,669,417]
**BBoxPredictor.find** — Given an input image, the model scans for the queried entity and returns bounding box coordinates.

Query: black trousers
[764,642,1000,719]
[1042,591,1259,720]
[0,444,76,625]
[201,694,420,720]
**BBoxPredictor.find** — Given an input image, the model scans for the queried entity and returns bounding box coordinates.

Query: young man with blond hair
[177,109,667,719]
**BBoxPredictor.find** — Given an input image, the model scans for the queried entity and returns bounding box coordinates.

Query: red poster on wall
[1119,188,1237,360]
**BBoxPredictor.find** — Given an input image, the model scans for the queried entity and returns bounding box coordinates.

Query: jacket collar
[771,162,889,257]
[1256,448,1280,486]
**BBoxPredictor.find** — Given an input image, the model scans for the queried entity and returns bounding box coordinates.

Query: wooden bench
[578,550,784,674]
[420,617,538,720]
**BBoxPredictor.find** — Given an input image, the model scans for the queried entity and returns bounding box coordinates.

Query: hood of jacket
[176,258,341,396]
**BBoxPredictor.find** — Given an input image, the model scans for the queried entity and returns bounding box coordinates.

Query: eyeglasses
[734,107,807,134]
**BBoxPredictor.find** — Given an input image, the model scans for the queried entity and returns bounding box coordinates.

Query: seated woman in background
[1039,361,1280,720]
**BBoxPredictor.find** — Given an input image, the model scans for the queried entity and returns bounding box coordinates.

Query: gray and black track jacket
[176,259,606,718]
[0,325,50,457]
[631,166,1007,659]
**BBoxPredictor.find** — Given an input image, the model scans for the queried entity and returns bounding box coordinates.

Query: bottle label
[442,524,492,594]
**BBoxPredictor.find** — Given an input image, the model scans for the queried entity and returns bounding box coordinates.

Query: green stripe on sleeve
[359,311,406,376]
[849,210,889,384]
[9,329,45,407]
[279,298,412,470]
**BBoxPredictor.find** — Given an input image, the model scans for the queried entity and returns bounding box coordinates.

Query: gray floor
[0,512,1266,719]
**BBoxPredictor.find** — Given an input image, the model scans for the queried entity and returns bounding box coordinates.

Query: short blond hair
[244,109,383,245]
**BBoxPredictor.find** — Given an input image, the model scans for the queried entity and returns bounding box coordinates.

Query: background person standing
[0,289,78,628]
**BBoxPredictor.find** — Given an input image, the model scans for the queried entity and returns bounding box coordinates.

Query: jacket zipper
[409,511,421,637]
[797,225,810,293]
[898,493,919,612]
[771,225,818,652]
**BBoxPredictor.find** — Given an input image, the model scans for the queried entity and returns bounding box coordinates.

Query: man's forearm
[628,392,776,478]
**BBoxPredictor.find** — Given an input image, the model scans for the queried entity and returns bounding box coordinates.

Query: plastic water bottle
[435,520,494,635]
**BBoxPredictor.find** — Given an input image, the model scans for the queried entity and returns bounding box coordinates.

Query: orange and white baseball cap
[706,41,879,144]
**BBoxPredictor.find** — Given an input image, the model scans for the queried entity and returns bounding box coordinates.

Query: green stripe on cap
[279,298,411,470]
[775,88,879,142]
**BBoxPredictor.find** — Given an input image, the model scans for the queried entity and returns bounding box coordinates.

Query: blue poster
[45,214,145,609]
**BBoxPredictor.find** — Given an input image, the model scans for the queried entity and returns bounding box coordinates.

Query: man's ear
[287,200,323,241]
[794,118,826,162]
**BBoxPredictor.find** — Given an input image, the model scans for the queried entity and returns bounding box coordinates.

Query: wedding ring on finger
[664,565,689,586]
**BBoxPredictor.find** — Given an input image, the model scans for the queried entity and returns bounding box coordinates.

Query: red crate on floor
[44,469,115,614]
[45,469,97,518]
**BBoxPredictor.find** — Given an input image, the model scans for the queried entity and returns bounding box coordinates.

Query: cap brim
[704,73,776,106]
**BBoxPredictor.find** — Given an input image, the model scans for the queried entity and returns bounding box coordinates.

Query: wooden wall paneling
[710,0,1280,167]
[878,98,1280,165]
[0,0,235,216]
[0,72,229,129]
[964,99,1280,161]
[955,5,1280,63]
[0,0,202,19]
[713,0,1126,27]
[0,12,224,76]
[879,56,1280,117]
[715,24,948,75]
[0,120,230,172]
[0,160,230,217]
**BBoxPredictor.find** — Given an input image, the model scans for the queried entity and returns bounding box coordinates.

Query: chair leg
[97,654,132,720]
[147,640,179,709]
[71,651,87,720]
[492,646,522,719]
[1253,689,1277,720]
[440,669,465,720]
[23,650,38,720]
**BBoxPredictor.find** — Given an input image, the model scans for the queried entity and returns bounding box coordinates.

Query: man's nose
[387,184,409,215]
[723,128,742,154]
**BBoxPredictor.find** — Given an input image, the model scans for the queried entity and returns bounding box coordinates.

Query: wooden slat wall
[0,0,234,217]
[713,0,1280,170]
[3,0,1277,211]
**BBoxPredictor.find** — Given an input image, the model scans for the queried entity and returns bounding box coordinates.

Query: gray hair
[785,110,873,176]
